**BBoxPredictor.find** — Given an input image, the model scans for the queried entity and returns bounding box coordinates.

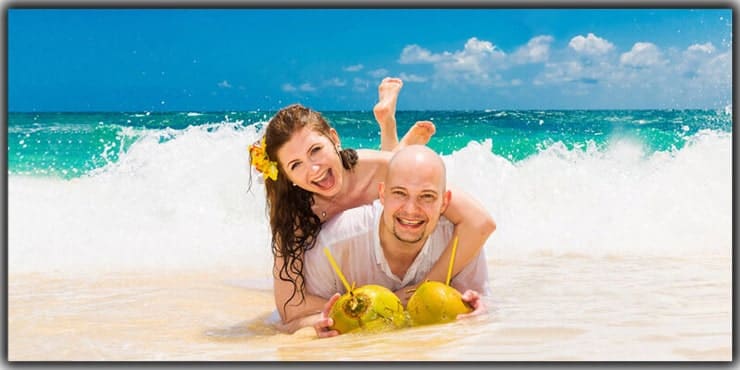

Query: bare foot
[399,121,436,149]
[373,77,403,151]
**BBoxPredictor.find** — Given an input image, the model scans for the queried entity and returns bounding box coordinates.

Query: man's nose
[401,198,420,213]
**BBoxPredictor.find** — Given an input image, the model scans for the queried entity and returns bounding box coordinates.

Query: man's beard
[391,224,426,244]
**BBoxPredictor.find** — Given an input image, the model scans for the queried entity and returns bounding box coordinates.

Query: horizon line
[7,107,731,114]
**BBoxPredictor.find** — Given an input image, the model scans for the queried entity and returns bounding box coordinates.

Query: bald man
[303,145,491,337]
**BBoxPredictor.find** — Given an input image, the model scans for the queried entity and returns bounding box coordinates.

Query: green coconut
[406,280,472,326]
[329,284,409,334]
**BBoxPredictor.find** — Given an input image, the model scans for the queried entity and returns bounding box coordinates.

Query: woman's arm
[273,256,328,331]
[395,187,495,303]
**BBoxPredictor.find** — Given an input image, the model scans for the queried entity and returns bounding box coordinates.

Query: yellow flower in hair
[249,137,279,181]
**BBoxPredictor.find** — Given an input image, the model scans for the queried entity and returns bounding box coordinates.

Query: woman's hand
[314,293,341,338]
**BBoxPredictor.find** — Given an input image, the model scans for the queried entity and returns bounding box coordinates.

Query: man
[302,145,494,337]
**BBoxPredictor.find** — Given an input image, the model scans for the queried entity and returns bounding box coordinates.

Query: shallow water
[8,254,731,361]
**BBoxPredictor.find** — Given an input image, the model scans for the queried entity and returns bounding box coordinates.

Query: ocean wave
[8,123,731,273]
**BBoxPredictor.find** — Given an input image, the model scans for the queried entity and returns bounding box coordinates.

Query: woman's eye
[311,146,321,154]
[290,162,301,171]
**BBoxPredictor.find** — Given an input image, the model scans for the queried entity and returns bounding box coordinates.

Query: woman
[250,79,495,329]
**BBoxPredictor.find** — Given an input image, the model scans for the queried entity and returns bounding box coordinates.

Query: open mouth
[311,168,336,191]
[395,216,425,230]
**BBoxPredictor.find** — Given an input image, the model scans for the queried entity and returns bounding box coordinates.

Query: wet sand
[8,254,731,361]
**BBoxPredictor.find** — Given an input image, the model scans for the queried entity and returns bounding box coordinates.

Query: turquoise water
[8,109,732,179]
[8,108,732,271]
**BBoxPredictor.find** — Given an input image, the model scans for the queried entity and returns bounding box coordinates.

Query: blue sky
[8,9,733,111]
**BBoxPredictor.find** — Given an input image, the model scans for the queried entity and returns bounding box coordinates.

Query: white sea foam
[445,129,732,260]
[8,123,732,274]
[9,122,272,275]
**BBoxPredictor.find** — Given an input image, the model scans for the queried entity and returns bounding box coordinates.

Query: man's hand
[457,289,486,319]
[313,293,341,338]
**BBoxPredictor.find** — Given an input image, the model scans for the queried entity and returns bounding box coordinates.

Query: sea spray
[9,122,273,275]
[8,111,732,276]
[445,131,731,260]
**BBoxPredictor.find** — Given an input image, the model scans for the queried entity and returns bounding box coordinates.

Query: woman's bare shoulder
[356,149,392,164]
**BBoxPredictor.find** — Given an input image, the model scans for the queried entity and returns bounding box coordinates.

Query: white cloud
[217,80,232,88]
[353,77,370,92]
[511,35,554,64]
[343,64,364,72]
[299,83,316,92]
[697,51,731,85]
[533,60,606,97]
[677,42,717,79]
[533,38,670,90]
[620,42,666,68]
[282,82,317,92]
[438,38,506,84]
[569,33,615,56]
[534,58,623,88]
[399,44,446,64]
[678,42,730,87]
[687,42,716,54]
[400,37,506,86]
[368,68,390,79]
[463,37,497,55]
[391,33,730,107]
[398,72,427,83]
[323,78,347,87]
[535,61,584,85]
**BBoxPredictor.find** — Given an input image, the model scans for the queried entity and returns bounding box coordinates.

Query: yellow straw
[324,247,352,292]
[445,236,459,286]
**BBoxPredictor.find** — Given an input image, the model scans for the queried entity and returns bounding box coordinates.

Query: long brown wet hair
[250,104,358,313]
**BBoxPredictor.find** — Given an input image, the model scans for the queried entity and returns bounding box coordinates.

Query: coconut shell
[329,284,408,334]
[407,280,473,326]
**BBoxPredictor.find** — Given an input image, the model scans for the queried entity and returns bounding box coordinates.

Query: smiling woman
[275,116,347,202]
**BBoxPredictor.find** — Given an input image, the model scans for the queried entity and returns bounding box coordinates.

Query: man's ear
[440,190,452,214]
[329,128,341,148]
[378,182,386,205]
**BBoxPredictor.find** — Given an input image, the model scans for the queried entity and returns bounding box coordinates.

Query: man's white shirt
[304,200,489,298]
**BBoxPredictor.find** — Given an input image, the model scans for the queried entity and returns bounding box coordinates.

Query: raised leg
[373,77,403,151]
[398,121,436,149]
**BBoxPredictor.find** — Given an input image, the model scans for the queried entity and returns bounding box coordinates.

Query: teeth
[312,171,327,183]
[312,169,335,190]
[398,218,423,226]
